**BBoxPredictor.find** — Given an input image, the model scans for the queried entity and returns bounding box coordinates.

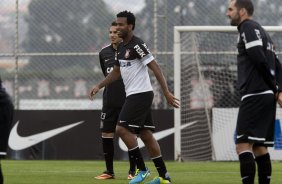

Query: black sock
[0,162,3,184]
[152,156,170,181]
[128,151,136,173]
[255,153,271,184]
[129,147,146,171]
[239,152,255,184]
[102,137,114,174]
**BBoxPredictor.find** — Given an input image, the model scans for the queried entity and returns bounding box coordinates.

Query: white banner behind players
[213,108,282,160]
[19,99,102,110]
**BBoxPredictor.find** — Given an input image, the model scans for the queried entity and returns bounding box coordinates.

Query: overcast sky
[2,0,145,14]
[103,0,145,14]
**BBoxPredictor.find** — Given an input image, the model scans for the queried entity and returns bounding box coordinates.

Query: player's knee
[235,145,242,155]
[140,130,154,142]
[115,125,122,136]
[236,143,252,155]
[115,125,127,137]
[253,145,268,157]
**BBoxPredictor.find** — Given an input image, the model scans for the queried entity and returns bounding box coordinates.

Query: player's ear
[128,24,133,31]
[239,8,247,17]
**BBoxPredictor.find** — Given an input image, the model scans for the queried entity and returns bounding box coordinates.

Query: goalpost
[174,26,282,161]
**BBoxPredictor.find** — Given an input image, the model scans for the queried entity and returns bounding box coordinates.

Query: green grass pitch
[2,160,282,184]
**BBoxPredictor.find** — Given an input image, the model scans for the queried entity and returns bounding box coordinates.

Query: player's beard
[118,29,128,39]
[230,12,241,26]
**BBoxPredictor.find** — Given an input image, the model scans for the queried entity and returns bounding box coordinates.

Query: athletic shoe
[144,177,171,184]
[129,168,150,184]
[128,170,135,180]
[95,171,115,179]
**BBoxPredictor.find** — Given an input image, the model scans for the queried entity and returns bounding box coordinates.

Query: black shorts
[236,94,276,146]
[0,97,14,158]
[118,91,155,134]
[100,106,121,133]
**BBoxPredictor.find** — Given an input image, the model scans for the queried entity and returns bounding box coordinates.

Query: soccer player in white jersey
[227,0,282,183]
[89,10,179,184]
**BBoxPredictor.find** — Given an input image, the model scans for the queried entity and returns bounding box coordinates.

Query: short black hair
[116,10,135,30]
[234,0,254,16]
[111,21,117,26]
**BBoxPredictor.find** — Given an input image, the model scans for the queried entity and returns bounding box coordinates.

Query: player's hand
[277,92,282,107]
[164,91,180,108]
[89,85,100,100]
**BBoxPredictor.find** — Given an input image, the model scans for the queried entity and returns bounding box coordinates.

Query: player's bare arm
[89,66,121,100]
[147,60,180,108]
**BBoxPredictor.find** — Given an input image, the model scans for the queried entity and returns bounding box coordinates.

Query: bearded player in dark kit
[227,0,282,183]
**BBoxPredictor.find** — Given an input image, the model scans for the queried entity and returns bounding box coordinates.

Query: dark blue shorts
[236,94,276,146]
[118,91,155,134]
[100,106,122,133]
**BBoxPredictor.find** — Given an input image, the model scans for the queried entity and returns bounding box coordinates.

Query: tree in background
[23,0,114,75]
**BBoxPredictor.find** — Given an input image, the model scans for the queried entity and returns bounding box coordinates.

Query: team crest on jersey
[125,49,130,59]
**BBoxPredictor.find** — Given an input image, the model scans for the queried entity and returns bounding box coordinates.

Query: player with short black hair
[0,77,14,184]
[227,0,282,183]
[90,10,179,184]
[116,11,135,30]
[94,21,135,180]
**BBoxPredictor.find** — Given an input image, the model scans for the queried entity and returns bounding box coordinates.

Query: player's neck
[239,15,252,25]
[123,32,134,45]
[112,42,119,49]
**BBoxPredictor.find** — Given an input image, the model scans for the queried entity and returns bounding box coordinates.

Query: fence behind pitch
[173,26,282,161]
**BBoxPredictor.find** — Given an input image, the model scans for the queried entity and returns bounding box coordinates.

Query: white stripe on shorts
[248,136,265,141]
[128,124,141,128]
[144,125,155,129]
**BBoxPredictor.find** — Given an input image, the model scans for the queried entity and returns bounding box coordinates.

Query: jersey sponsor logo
[134,44,146,58]
[8,121,84,150]
[118,121,197,151]
[119,61,131,67]
[142,43,150,53]
[104,59,110,62]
